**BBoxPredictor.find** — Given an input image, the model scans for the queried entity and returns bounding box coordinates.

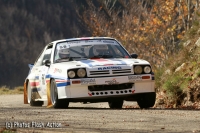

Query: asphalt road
[0,94,199,133]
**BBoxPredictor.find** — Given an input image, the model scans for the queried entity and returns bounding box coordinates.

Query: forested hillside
[0,0,90,87]
[0,0,198,89]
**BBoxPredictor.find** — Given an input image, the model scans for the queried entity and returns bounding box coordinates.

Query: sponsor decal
[54,68,62,73]
[67,41,80,44]
[98,66,121,70]
[131,90,135,94]
[103,40,115,43]
[105,79,119,85]
[81,79,96,85]
[88,92,92,96]
[59,45,68,49]
[41,74,45,85]
[128,75,142,81]
[85,40,94,43]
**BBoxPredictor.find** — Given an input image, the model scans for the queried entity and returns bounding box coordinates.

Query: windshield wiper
[115,55,125,58]
[91,55,113,58]
[55,58,70,63]
[55,57,88,62]
[69,57,88,61]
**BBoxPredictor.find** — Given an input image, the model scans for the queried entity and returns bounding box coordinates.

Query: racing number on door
[41,74,45,85]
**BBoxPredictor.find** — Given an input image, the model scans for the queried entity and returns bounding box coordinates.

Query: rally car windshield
[54,40,130,62]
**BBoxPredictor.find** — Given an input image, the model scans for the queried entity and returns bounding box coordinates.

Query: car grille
[89,69,131,76]
[112,69,131,74]
[90,70,110,75]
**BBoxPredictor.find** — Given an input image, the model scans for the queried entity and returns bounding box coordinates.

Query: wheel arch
[46,78,54,108]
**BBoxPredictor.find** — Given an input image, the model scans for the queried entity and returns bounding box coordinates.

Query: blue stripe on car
[46,74,51,78]
[57,82,70,87]
[46,74,68,80]
[79,60,95,67]
[113,59,127,65]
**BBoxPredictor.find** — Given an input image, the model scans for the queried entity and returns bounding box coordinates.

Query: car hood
[54,58,150,69]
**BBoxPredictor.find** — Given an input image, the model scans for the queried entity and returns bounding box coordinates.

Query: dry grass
[0,86,23,95]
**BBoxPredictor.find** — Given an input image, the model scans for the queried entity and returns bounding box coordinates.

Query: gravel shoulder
[0,94,199,133]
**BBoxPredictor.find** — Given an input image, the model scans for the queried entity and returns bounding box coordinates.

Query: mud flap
[47,82,53,108]
[24,82,28,104]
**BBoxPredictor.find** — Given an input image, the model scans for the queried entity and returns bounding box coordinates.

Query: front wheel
[27,82,43,106]
[50,79,69,109]
[137,92,156,109]
[108,100,124,109]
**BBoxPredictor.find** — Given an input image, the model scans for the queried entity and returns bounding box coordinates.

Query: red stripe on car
[91,59,109,62]
[30,82,39,87]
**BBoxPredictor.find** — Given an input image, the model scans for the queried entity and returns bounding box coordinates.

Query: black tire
[30,100,43,106]
[27,82,43,106]
[108,100,124,109]
[50,79,69,109]
[137,92,156,109]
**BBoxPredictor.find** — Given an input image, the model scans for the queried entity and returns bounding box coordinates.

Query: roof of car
[51,37,116,44]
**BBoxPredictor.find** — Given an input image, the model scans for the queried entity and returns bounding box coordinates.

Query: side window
[41,48,52,65]
[34,48,46,67]
[34,45,53,66]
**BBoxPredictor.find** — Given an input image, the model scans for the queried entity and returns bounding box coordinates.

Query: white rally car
[24,37,156,109]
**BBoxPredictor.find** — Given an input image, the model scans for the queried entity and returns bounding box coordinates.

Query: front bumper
[58,74,155,99]
[70,74,154,85]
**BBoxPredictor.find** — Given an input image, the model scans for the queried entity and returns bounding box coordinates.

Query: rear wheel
[27,82,43,106]
[50,79,69,109]
[108,100,124,109]
[137,92,156,109]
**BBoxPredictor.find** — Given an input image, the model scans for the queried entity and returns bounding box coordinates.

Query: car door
[38,46,53,98]
[31,44,52,98]
[30,47,47,98]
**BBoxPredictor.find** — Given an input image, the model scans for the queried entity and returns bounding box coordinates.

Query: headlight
[77,68,86,78]
[68,70,76,78]
[134,66,143,74]
[144,66,151,73]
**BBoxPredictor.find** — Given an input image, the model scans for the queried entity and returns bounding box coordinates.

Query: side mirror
[130,53,138,58]
[43,59,51,67]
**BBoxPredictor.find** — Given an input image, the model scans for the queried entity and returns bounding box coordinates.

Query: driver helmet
[58,48,70,59]
[93,45,109,56]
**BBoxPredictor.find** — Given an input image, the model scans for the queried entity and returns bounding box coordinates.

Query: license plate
[128,75,142,81]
